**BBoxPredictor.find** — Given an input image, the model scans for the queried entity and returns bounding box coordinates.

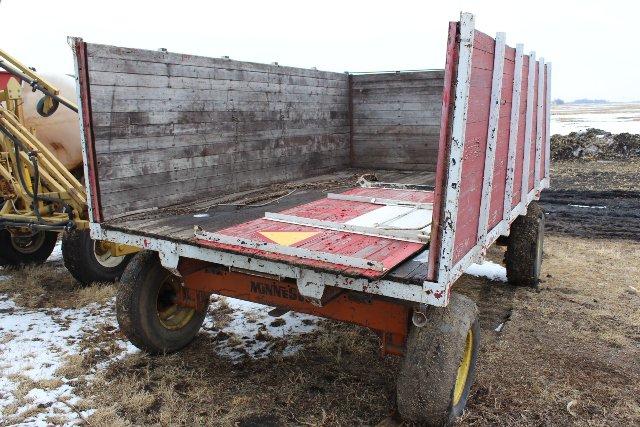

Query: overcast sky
[1,0,636,102]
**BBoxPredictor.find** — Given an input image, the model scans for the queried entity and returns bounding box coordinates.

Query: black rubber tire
[505,201,545,287]
[61,228,132,285]
[0,229,58,266]
[397,293,480,426]
[116,251,208,354]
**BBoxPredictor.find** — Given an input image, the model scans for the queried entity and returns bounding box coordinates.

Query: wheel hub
[10,231,47,254]
[156,275,195,330]
[93,240,126,268]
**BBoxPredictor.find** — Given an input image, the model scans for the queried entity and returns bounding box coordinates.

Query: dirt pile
[551,128,640,160]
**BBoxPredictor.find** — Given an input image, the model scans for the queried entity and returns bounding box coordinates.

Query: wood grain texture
[350,71,444,171]
[84,43,350,219]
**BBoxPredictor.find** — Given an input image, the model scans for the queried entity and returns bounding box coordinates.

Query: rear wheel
[506,201,545,287]
[0,229,58,266]
[61,228,131,285]
[397,293,480,426]
[116,251,208,354]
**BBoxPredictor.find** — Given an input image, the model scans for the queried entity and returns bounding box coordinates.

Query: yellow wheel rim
[156,275,195,330]
[453,329,474,406]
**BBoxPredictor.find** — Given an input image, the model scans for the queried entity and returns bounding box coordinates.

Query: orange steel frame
[177,259,411,355]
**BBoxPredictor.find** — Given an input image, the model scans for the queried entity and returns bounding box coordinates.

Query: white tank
[21,73,82,171]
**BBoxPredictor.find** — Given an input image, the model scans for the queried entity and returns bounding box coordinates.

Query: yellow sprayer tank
[21,73,82,170]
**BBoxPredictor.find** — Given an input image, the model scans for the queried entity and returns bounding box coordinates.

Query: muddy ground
[1,160,639,426]
[540,159,640,240]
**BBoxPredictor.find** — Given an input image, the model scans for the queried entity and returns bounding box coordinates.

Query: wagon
[71,12,551,425]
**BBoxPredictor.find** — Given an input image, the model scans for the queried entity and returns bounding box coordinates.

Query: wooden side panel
[350,71,444,171]
[451,30,494,263]
[83,44,350,220]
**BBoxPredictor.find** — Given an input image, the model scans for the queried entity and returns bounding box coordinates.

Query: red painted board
[341,187,434,204]
[488,48,516,229]
[195,187,429,279]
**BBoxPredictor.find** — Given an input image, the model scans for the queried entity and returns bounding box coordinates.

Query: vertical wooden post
[434,12,475,299]
[504,44,524,221]
[520,52,536,207]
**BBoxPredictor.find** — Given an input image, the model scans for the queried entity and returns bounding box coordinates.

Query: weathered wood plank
[89,69,348,92]
[89,85,348,103]
[87,43,345,81]
[353,117,441,126]
[100,155,348,216]
[98,137,349,180]
[92,109,348,128]
[93,121,350,140]
[90,98,347,114]
[351,124,440,136]
[351,71,444,171]
[351,71,444,82]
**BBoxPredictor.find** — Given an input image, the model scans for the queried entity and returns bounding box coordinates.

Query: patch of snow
[568,204,606,209]
[465,261,507,282]
[0,296,131,425]
[48,240,63,262]
[411,250,429,263]
[202,297,318,361]
[551,102,640,135]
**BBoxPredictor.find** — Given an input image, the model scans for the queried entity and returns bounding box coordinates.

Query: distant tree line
[552,98,609,105]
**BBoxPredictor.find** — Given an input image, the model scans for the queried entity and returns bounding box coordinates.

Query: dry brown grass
[61,234,638,426]
[457,235,640,426]
[0,263,115,309]
[67,320,397,426]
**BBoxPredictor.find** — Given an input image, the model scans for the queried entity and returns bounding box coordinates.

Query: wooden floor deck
[103,168,435,284]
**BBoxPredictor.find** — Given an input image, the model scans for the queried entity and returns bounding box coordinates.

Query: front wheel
[116,251,208,354]
[0,229,58,266]
[61,229,131,285]
[397,293,480,426]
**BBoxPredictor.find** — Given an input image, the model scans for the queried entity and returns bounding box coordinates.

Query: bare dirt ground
[1,161,639,426]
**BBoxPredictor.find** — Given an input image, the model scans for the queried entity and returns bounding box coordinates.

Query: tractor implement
[0,48,137,283]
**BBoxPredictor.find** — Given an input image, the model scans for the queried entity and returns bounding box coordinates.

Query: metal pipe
[0,60,78,113]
